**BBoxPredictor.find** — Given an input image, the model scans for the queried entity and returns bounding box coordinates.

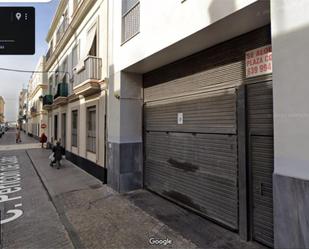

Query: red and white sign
[41,124,47,129]
[246,45,272,78]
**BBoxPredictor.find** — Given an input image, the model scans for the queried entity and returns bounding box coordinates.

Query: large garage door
[143,26,271,231]
[247,81,274,247]
[145,89,238,229]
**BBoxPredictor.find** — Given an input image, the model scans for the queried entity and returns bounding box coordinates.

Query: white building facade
[43,0,108,181]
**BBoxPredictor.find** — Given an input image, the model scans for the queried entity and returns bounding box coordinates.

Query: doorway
[61,113,66,149]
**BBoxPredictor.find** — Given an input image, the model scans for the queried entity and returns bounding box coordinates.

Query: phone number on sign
[247,62,272,77]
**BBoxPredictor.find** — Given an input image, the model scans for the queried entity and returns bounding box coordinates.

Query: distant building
[0,96,5,123]
[18,89,27,129]
[27,57,48,139]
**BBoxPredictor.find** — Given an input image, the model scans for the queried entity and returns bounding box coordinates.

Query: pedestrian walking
[40,132,47,148]
[16,128,21,143]
[50,141,65,169]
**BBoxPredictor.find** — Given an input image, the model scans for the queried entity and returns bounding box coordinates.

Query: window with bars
[72,110,78,147]
[122,0,140,43]
[87,106,96,153]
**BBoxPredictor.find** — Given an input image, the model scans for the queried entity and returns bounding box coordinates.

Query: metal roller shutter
[143,26,271,231]
[145,89,237,134]
[247,81,274,247]
[145,89,238,229]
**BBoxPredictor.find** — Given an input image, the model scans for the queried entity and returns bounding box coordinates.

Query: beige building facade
[43,0,108,180]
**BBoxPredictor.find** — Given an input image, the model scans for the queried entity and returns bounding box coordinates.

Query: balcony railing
[74,56,102,87]
[56,17,69,44]
[54,82,68,100]
[43,95,53,106]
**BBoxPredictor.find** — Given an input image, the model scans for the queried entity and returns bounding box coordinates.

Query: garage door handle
[260,183,264,196]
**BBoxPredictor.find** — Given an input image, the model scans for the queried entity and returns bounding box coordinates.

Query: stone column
[107,71,143,192]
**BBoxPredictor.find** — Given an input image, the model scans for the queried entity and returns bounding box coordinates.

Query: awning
[84,24,97,59]
[74,25,97,73]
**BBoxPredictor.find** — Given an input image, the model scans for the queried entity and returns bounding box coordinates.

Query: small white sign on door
[177,113,183,125]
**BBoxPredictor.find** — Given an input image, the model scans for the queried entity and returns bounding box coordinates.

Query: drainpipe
[104,0,110,173]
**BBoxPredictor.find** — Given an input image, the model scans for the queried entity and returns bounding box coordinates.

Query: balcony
[73,56,102,97]
[56,17,69,44]
[42,95,53,110]
[53,82,68,106]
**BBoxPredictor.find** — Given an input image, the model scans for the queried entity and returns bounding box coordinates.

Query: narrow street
[0,130,73,249]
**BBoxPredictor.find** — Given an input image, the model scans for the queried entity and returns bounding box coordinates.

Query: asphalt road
[0,130,74,249]
[0,129,36,145]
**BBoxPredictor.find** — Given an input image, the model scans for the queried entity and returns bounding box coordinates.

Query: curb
[25,149,85,249]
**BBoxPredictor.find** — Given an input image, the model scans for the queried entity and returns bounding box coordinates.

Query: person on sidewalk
[15,128,21,143]
[50,141,64,169]
[40,132,47,148]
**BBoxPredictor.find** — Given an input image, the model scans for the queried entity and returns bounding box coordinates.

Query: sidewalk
[26,148,196,249]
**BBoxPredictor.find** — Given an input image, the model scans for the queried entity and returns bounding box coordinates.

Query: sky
[0,0,59,121]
